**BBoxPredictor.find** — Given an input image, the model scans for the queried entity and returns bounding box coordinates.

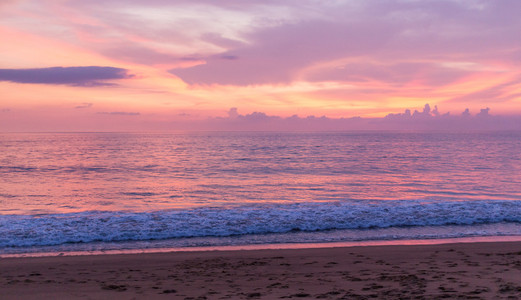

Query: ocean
[1,131,520,256]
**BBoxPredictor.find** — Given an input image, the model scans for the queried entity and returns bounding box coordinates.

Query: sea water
[1,131,520,255]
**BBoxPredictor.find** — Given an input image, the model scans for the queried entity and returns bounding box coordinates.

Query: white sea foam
[1,200,520,249]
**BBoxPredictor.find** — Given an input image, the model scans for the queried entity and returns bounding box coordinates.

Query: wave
[1,200,521,248]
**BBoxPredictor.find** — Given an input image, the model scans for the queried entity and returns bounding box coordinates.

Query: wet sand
[2,241,521,299]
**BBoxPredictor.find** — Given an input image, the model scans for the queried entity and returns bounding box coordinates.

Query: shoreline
[3,234,521,259]
[2,240,521,299]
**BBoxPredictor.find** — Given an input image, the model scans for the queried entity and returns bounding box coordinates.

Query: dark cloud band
[97,111,140,116]
[0,66,131,86]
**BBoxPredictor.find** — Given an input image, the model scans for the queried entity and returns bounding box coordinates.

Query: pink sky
[1,0,521,131]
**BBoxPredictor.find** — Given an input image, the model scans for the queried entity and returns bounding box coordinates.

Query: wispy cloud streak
[0,66,132,86]
[97,111,140,116]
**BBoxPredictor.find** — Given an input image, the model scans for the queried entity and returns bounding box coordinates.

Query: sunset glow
[1,0,521,131]
[2,3,521,296]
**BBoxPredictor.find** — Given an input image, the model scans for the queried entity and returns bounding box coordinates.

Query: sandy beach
[1,241,521,299]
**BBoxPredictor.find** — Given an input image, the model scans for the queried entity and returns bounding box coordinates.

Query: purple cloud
[0,66,132,86]
[167,1,521,87]
[196,106,521,131]
[97,111,140,116]
[75,103,93,109]
[170,19,395,85]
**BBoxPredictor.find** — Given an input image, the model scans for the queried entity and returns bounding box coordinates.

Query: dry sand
[1,241,521,299]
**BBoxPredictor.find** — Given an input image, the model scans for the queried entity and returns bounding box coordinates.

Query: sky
[1,0,521,131]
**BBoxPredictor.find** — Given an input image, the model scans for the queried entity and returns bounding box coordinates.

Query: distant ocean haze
[1,132,520,254]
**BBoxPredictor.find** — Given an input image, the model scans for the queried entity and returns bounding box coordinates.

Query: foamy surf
[2,199,520,254]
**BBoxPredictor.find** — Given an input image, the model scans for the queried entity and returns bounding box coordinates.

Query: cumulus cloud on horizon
[187,105,521,131]
[0,66,132,86]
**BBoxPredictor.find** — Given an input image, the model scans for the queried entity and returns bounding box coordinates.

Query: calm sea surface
[1,132,521,255]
